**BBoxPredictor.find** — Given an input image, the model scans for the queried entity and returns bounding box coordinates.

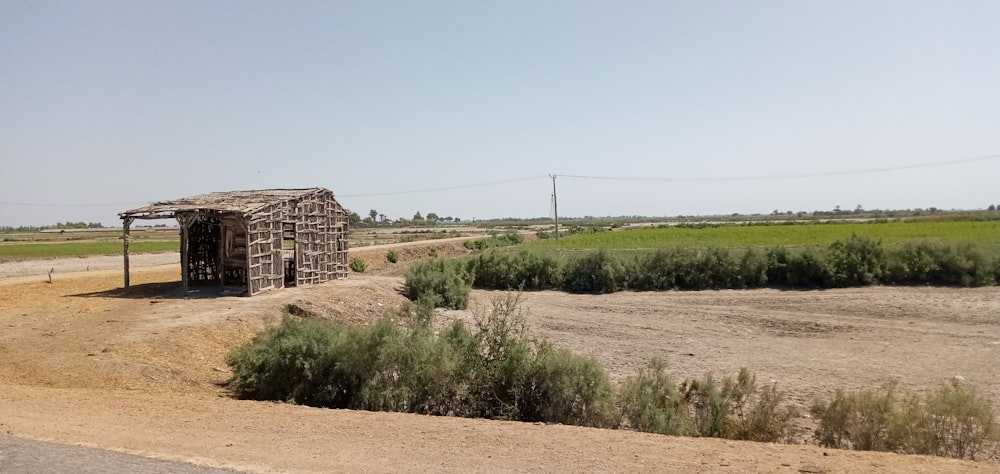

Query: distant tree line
[1,222,107,232]
[347,209,461,227]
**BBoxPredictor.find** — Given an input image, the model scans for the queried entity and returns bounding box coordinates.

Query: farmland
[0,226,483,261]
[0,241,179,260]
[527,220,1000,250]
[1,220,998,472]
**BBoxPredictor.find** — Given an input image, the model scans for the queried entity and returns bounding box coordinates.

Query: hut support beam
[218,222,225,289]
[122,217,133,288]
[179,215,191,293]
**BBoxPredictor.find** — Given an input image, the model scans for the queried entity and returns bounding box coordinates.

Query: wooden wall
[245,190,348,295]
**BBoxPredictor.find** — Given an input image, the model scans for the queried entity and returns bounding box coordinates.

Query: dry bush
[811,380,999,460]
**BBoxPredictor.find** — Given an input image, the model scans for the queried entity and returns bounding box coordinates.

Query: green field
[0,241,179,259]
[527,220,1000,250]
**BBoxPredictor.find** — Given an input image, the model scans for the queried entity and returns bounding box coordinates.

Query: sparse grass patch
[349,257,367,273]
[463,231,524,250]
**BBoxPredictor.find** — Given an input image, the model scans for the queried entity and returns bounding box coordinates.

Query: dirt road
[0,251,998,472]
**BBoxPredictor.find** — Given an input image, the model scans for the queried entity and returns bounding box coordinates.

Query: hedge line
[463,236,999,293]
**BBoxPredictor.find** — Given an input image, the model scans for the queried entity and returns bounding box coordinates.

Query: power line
[558,153,1000,183]
[338,175,548,198]
[3,153,996,208]
[0,176,550,208]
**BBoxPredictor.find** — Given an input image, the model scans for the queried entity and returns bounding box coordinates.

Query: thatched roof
[120,188,330,219]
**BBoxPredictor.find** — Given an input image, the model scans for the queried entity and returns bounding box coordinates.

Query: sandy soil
[0,248,998,472]
[0,253,179,280]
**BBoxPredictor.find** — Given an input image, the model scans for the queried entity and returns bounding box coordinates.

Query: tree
[369,209,378,222]
[989,204,997,211]
[426,212,439,222]
[348,211,362,227]
[413,212,424,220]
[453,217,461,223]
[378,213,386,222]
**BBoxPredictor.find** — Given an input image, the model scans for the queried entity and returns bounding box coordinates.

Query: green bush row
[464,236,999,293]
[227,297,999,460]
[463,231,525,250]
[227,295,792,437]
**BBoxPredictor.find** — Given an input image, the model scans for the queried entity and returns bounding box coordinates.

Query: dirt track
[0,247,998,472]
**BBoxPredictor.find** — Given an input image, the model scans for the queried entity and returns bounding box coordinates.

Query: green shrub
[724,368,792,442]
[227,315,358,406]
[386,250,399,264]
[736,248,770,289]
[563,249,627,293]
[682,374,731,437]
[617,359,692,436]
[229,294,616,427]
[349,257,367,273]
[785,248,833,287]
[913,380,999,460]
[461,294,537,420]
[404,258,473,309]
[679,247,740,290]
[629,247,689,291]
[464,232,525,250]
[886,241,996,287]
[811,381,903,451]
[827,235,885,287]
[811,380,999,460]
[467,251,563,290]
[464,295,615,426]
[681,368,792,442]
[525,343,616,427]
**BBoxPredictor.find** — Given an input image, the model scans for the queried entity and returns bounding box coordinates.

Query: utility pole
[550,174,559,239]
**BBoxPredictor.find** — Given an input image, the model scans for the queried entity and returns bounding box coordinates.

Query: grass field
[0,241,178,259]
[0,230,178,243]
[526,220,1000,251]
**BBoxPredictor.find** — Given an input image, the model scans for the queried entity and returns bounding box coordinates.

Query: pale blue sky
[2,1,998,226]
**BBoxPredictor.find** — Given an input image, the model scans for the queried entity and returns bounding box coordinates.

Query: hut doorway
[282,222,297,287]
[182,214,248,293]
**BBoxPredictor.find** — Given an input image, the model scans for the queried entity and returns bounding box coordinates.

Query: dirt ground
[0,245,998,473]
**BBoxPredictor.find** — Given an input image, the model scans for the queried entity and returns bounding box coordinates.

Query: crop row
[526,220,1000,250]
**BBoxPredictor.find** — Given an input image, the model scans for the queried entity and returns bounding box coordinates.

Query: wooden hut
[120,188,349,296]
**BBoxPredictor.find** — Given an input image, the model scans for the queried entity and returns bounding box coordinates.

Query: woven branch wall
[246,189,348,295]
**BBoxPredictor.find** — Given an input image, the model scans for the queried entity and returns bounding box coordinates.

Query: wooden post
[218,221,226,290]
[180,216,190,293]
[242,217,251,296]
[550,174,559,239]
[122,217,133,288]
